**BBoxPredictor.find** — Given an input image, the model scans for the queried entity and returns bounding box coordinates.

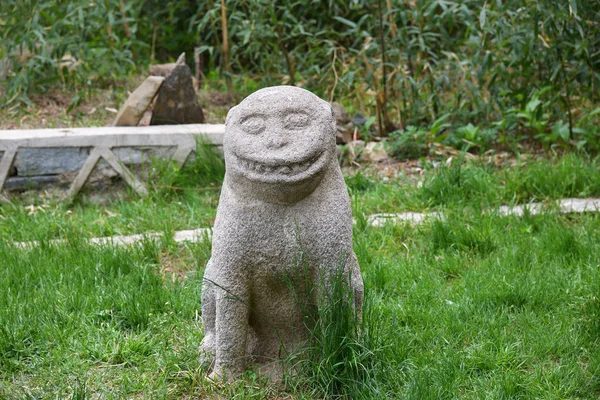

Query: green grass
[347,153,600,215]
[1,153,600,398]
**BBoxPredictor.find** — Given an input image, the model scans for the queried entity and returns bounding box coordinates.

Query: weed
[149,137,225,201]
[286,258,381,399]
[387,126,430,159]
[419,157,501,207]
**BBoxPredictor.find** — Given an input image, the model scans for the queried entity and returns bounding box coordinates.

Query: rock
[112,76,165,127]
[337,124,355,144]
[148,52,186,77]
[331,102,350,125]
[331,102,354,144]
[352,113,367,126]
[346,139,365,162]
[362,141,389,162]
[200,86,363,381]
[4,175,62,191]
[150,62,205,125]
[111,146,176,164]
[348,139,366,149]
[137,109,153,126]
[12,145,175,181]
[14,148,90,176]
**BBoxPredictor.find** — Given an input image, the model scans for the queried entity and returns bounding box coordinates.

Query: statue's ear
[225,106,237,125]
[329,104,337,135]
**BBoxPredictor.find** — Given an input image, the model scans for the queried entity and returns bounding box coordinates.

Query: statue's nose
[266,133,289,149]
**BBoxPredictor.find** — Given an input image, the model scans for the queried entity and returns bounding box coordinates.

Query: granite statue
[200,86,363,380]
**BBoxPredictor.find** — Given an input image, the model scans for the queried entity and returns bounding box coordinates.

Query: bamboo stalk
[119,0,136,60]
[276,24,295,86]
[377,0,393,135]
[220,0,233,94]
[119,0,131,39]
[151,23,157,64]
[195,46,203,90]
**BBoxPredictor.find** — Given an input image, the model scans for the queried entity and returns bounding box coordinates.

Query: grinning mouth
[235,152,324,178]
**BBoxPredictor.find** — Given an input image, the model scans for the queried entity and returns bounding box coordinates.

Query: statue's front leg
[210,278,250,380]
[199,266,216,366]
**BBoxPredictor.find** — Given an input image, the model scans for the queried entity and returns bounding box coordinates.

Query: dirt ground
[0,76,237,130]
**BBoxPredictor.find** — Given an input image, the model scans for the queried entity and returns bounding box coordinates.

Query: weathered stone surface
[10,146,177,183]
[331,102,354,144]
[112,76,165,127]
[200,86,363,380]
[346,139,365,163]
[331,101,350,124]
[4,175,62,191]
[138,109,153,126]
[362,141,389,162]
[14,147,90,176]
[112,146,176,164]
[150,63,204,125]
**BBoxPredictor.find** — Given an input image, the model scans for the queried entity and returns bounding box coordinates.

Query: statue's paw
[208,366,241,383]
[199,341,215,368]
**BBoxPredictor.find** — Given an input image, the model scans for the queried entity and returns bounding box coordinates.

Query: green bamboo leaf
[568,0,578,17]
[333,16,357,29]
[479,7,486,29]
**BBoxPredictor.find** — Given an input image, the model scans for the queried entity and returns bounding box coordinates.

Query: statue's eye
[283,112,309,130]
[239,115,266,134]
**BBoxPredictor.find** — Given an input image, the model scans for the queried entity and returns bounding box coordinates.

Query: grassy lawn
[1,153,600,398]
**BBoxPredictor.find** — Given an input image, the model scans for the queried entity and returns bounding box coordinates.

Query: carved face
[224,86,335,185]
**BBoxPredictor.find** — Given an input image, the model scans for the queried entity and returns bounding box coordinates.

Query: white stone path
[10,198,600,249]
[367,197,600,227]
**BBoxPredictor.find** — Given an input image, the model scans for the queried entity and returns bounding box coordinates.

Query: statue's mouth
[232,151,326,182]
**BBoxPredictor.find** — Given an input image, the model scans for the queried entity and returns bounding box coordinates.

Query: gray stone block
[15,147,90,176]
[112,146,176,164]
[4,175,62,191]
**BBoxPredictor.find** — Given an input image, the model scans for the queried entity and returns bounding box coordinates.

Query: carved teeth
[239,154,321,175]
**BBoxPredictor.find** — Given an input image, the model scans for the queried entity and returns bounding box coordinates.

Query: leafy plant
[148,138,225,201]
[387,126,430,159]
[0,0,143,106]
[2,0,599,153]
